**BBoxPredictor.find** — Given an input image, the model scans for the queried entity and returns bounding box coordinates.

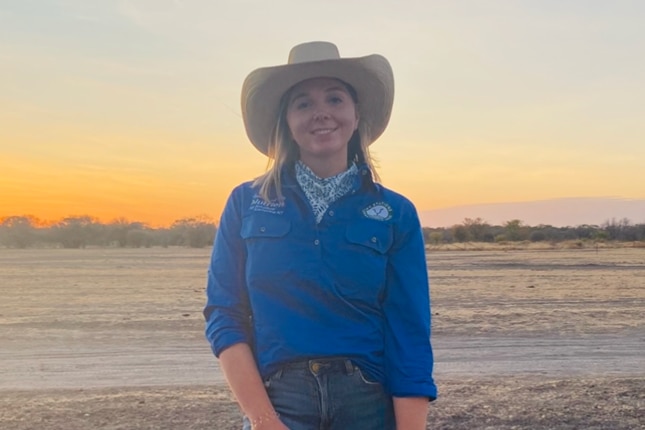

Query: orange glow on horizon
[0,147,267,227]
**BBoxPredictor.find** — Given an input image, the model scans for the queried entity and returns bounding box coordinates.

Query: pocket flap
[345,221,393,254]
[241,215,291,239]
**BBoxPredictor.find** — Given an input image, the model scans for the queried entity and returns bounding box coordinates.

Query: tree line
[422,217,645,245]
[1,215,643,249]
[0,215,217,249]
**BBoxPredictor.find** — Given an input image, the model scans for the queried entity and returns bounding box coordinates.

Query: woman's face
[285,77,359,170]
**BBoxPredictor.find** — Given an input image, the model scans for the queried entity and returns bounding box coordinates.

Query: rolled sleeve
[382,202,437,399]
[203,186,252,357]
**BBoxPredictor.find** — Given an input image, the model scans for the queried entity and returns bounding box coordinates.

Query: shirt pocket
[240,215,292,284]
[345,221,394,254]
[336,220,394,301]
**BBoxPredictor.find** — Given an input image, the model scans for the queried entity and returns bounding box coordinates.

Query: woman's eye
[328,96,343,104]
[295,100,310,110]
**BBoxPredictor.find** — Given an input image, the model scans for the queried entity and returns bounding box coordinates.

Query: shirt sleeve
[203,186,253,357]
[382,200,437,400]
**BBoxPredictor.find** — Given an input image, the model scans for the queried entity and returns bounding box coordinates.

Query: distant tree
[530,224,567,242]
[105,218,130,247]
[422,227,448,245]
[126,229,154,248]
[462,217,491,242]
[635,223,645,241]
[602,218,633,241]
[169,215,217,248]
[0,215,39,248]
[451,224,469,242]
[53,216,99,248]
[151,227,172,248]
[428,232,443,245]
[104,218,150,247]
[504,219,528,241]
[494,233,507,243]
[529,230,547,242]
[592,229,609,242]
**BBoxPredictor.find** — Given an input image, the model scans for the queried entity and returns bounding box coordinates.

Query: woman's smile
[311,127,337,135]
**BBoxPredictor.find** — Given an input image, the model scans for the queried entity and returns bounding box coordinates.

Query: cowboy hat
[241,41,394,156]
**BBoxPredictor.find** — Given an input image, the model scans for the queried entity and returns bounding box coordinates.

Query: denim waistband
[278,357,356,376]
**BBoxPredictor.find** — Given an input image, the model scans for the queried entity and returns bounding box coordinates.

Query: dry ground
[1,377,643,430]
[1,246,644,429]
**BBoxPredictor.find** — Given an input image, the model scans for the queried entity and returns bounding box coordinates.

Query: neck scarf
[295,161,358,223]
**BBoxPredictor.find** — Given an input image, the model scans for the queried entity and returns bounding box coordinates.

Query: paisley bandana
[295,161,358,224]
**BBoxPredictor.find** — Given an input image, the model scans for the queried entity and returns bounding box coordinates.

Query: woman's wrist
[249,409,280,429]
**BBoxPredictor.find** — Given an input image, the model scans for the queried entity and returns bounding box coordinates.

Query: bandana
[295,161,358,223]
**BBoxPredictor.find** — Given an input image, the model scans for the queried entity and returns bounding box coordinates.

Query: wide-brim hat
[241,41,394,156]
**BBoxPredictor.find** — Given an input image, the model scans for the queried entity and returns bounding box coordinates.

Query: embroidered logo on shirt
[249,194,285,215]
[362,202,392,221]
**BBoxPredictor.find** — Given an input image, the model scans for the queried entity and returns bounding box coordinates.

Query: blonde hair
[252,80,380,202]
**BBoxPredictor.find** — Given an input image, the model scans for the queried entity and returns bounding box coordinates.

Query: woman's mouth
[311,127,336,135]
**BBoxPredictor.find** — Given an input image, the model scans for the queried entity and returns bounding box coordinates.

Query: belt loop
[344,359,354,375]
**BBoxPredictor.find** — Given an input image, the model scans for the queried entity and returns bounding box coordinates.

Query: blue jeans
[242,358,395,430]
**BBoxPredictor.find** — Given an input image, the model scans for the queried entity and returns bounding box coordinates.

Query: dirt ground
[1,246,644,429]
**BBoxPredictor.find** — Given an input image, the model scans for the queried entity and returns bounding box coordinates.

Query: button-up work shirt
[204,164,437,399]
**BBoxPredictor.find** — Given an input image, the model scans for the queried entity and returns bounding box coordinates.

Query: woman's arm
[393,396,429,429]
[381,201,437,400]
[219,343,288,430]
[204,187,287,429]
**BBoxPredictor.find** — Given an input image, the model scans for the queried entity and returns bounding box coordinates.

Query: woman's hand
[251,414,289,430]
[219,344,288,429]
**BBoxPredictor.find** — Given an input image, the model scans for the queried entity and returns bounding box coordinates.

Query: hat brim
[241,54,394,156]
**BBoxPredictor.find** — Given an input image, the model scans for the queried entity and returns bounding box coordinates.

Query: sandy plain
[0,246,643,429]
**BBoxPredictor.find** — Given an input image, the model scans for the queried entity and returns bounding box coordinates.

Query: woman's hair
[252,79,380,202]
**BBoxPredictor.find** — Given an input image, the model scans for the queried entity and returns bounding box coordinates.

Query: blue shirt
[203,164,437,399]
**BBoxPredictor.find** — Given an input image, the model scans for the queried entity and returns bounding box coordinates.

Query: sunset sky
[1,1,644,227]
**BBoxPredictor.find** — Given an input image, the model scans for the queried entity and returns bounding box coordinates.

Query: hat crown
[288,41,341,64]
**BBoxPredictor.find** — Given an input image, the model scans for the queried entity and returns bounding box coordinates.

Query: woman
[204,41,437,430]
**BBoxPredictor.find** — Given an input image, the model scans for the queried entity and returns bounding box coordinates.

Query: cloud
[115,0,185,33]
[87,58,176,77]
[116,0,149,30]
[72,14,101,22]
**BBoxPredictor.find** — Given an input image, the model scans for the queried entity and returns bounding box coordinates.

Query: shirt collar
[282,161,375,192]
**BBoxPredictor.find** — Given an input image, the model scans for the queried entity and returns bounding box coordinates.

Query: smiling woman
[203,41,437,430]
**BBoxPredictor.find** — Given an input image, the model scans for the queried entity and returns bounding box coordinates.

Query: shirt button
[259,226,266,233]
[314,239,320,246]
[371,237,377,243]
[328,210,334,217]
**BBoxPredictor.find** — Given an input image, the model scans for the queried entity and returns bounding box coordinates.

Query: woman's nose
[313,109,330,120]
